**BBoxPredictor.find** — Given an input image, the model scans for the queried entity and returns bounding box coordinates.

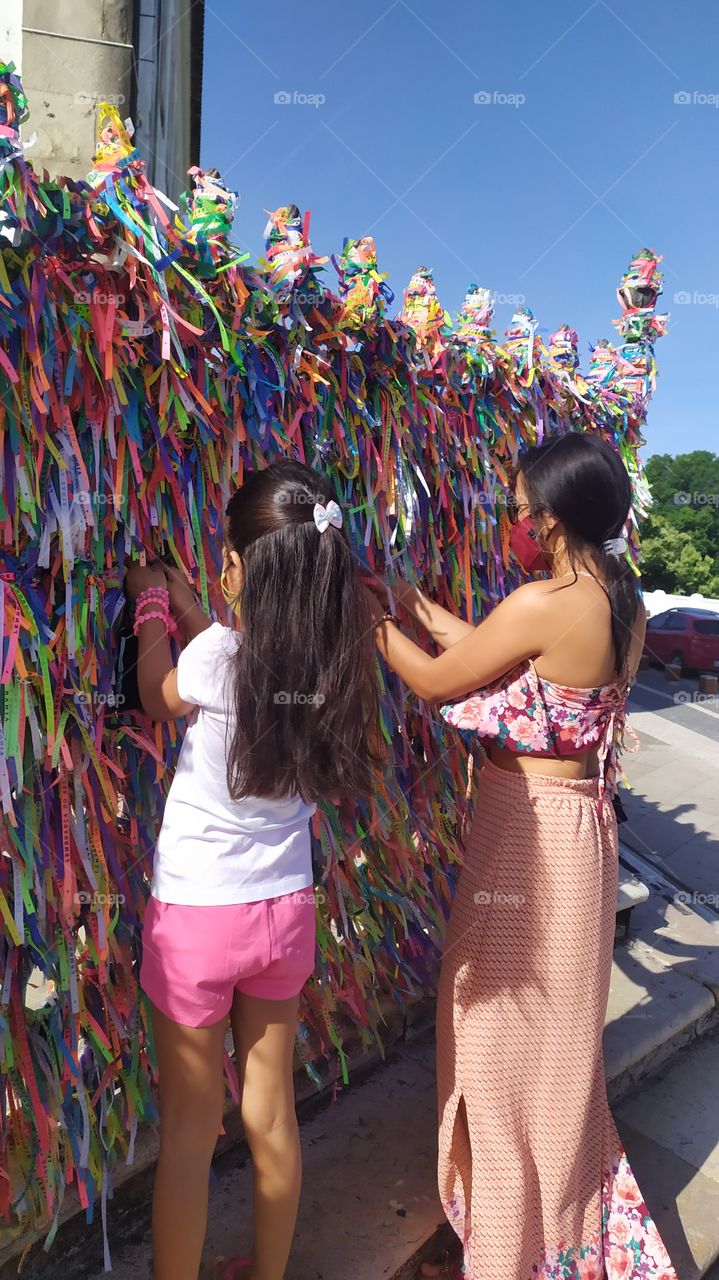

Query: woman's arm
[627,596,648,683]
[398,586,476,650]
[370,583,551,703]
[366,577,476,650]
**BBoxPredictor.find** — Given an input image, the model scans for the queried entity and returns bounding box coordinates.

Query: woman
[365,434,677,1280]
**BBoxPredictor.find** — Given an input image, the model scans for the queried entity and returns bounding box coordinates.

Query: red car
[643,607,719,675]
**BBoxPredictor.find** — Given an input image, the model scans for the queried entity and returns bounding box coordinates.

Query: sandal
[213,1256,253,1280]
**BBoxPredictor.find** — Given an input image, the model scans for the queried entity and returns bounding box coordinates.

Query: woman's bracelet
[375,611,397,628]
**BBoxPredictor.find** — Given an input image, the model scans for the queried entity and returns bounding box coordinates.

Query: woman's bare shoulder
[504,577,589,609]
[491,579,559,619]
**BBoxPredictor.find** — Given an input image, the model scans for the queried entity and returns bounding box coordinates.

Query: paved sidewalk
[81,1022,719,1280]
[88,1037,445,1280]
[615,1034,719,1278]
[625,667,719,899]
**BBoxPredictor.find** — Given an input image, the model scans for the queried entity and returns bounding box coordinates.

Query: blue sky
[201,1,719,458]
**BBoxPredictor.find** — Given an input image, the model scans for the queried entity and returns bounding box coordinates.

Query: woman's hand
[361,572,419,615]
[388,574,421,612]
[124,561,168,602]
[361,581,386,626]
[361,575,390,613]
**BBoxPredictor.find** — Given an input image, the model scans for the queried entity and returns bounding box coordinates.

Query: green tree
[641,453,719,594]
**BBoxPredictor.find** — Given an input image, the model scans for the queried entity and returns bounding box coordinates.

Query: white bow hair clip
[602,536,627,556]
[313,499,343,533]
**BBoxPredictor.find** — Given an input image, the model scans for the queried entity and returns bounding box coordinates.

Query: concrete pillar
[19,0,135,180]
[1,0,24,74]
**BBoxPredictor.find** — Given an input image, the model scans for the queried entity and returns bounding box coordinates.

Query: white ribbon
[313,499,343,533]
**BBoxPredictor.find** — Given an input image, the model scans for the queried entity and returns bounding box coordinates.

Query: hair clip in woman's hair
[602,536,627,557]
[313,499,343,533]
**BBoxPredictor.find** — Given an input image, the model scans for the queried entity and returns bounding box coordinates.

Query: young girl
[124,459,381,1280]
[364,433,677,1280]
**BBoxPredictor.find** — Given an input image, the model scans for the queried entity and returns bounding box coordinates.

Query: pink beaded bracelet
[135,588,170,603]
[133,586,178,636]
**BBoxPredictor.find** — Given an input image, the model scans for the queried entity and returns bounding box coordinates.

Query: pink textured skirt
[436,756,677,1280]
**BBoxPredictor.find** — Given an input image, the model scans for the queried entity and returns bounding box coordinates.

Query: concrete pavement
[625,666,719,899]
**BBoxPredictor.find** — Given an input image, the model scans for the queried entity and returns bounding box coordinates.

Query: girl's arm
[176,601,213,641]
[162,562,213,642]
[125,563,195,722]
[369,582,551,703]
[136,616,194,721]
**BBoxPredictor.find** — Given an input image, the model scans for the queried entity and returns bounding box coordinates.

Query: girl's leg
[230,991,302,1280]
[151,1001,228,1280]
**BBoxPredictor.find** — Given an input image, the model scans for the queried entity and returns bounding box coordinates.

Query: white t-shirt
[151,623,316,906]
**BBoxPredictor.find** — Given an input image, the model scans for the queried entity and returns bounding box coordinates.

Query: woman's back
[483,572,644,782]
[525,572,645,689]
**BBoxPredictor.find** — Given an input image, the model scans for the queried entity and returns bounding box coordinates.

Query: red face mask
[508,514,550,575]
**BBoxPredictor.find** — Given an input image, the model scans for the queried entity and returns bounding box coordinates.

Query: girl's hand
[124,561,168,602]
[161,561,198,616]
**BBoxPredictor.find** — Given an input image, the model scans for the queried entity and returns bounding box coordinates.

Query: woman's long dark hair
[223,459,382,803]
[517,433,640,677]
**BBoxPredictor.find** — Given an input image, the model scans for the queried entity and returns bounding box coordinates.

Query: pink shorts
[140,888,316,1028]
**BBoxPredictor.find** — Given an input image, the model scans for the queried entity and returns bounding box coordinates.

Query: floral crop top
[440,659,638,810]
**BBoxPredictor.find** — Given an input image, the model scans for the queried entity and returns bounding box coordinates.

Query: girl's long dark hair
[517,433,640,677]
[223,459,382,803]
